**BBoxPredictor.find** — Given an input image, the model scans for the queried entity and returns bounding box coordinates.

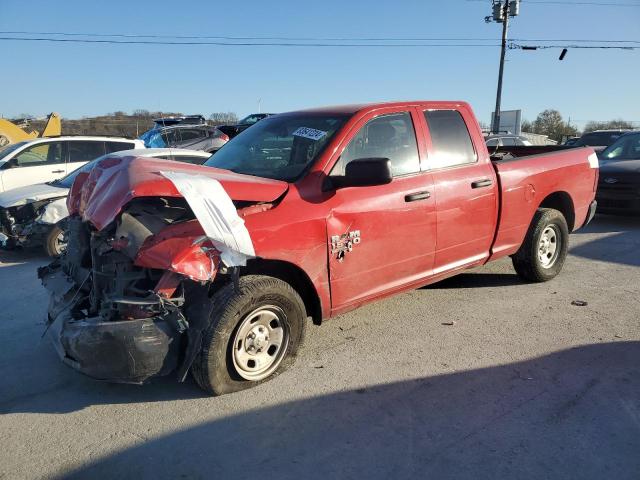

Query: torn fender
[68,156,289,231]
[135,220,221,282]
[160,171,255,267]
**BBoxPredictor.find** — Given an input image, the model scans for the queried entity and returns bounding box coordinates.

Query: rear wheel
[192,275,306,396]
[512,208,569,282]
[44,225,67,257]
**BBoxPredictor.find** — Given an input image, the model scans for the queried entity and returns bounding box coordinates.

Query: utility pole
[486,0,520,134]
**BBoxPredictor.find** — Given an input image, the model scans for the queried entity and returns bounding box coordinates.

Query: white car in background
[0,148,212,256]
[0,136,144,192]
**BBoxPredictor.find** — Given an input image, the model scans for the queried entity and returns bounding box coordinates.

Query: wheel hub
[538,225,559,268]
[231,306,289,381]
[245,326,269,353]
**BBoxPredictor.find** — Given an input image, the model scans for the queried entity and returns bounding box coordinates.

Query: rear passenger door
[66,141,106,172]
[326,109,437,310]
[421,108,498,274]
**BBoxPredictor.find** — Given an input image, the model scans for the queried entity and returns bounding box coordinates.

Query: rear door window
[68,141,106,163]
[106,141,136,153]
[14,142,64,166]
[178,129,205,142]
[333,112,420,177]
[424,110,477,169]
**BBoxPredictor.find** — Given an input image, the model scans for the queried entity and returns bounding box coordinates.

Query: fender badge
[604,177,618,184]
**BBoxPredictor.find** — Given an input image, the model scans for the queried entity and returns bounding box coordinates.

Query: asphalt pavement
[1,214,639,480]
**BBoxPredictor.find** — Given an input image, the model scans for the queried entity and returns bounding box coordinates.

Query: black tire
[512,208,569,282]
[192,275,306,396]
[44,225,67,257]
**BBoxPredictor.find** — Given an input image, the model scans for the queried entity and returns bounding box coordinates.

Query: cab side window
[332,112,420,177]
[14,142,64,166]
[424,110,477,169]
[68,141,105,163]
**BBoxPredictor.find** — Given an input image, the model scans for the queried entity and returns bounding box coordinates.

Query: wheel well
[539,191,575,231]
[243,259,322,325]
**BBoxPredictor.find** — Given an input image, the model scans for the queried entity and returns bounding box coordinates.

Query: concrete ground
[0,214,638,480]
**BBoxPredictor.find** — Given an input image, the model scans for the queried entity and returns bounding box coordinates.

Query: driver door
[0,141,67,191]
[325,109,437,312]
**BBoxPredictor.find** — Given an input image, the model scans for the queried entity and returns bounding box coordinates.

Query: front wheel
[192,275,306,396]
[44,225,67,257]
[512,208,569,282]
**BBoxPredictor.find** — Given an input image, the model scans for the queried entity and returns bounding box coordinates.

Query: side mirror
[330,158,392,189]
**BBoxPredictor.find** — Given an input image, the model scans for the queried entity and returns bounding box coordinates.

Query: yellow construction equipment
[0,113,61,147]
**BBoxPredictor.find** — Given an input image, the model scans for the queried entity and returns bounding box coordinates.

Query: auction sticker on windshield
[292,127,327,141]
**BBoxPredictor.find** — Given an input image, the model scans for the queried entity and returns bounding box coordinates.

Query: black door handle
[405,191,431,202]
[471,179,493,188]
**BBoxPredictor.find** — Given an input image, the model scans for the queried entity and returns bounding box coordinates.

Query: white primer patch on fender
[588,152,599,169]
[160,171,255,267]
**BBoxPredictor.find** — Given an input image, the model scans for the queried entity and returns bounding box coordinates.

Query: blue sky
[1,0,638,129]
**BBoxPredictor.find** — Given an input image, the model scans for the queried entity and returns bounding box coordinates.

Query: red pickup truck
[39,101,598,395]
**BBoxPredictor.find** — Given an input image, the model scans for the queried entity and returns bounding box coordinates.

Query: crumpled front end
[38,197,220,384]
[39,156,279,384]
[0,199,63,250]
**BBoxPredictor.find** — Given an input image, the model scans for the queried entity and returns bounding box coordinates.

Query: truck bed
[489,146,599,260]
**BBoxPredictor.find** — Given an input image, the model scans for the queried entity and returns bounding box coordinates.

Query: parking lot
[0,214,638,480]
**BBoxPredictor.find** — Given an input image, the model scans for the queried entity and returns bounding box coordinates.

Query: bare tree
[583,119,635,133]
[209,112,238,125]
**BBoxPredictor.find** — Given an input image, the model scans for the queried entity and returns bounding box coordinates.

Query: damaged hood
[69,156,289,230]
[0,182,68,208]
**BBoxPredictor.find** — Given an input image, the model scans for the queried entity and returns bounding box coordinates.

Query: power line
[0,37,505,47]
[1,30,638,44]
[467,0,640,5]
[511,42,637,49]
[0,35,637,49]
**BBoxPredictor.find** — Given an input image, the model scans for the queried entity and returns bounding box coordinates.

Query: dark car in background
[139,124,229,152]
[217,113,274,139]
[596,131,640,214]
[574,129,632,151]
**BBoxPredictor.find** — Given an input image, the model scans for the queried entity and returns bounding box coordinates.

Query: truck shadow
[55,341,639,480]
[423,272,522,289]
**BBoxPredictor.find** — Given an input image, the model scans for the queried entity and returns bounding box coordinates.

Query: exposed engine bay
[38,197,225,383]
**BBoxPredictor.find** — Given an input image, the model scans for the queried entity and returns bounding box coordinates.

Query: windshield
[600,133,640,161]
[204,113,349,181]
[239,114,265,125]
[0,141,27,161]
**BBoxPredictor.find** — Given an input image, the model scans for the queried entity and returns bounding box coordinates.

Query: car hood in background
[0,183,69,208]
[599,159,640,175]
[69,155,289,230]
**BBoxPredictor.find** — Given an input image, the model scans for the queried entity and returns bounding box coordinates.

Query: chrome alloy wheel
[538,225,560,268]
[231,306,289,381]
[54,230,68,255]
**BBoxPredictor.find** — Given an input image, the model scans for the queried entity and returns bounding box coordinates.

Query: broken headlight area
[0,201,54,249]
[38,198,216,383]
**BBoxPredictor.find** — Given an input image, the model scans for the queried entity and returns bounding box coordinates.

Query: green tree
[531,109,578,142]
